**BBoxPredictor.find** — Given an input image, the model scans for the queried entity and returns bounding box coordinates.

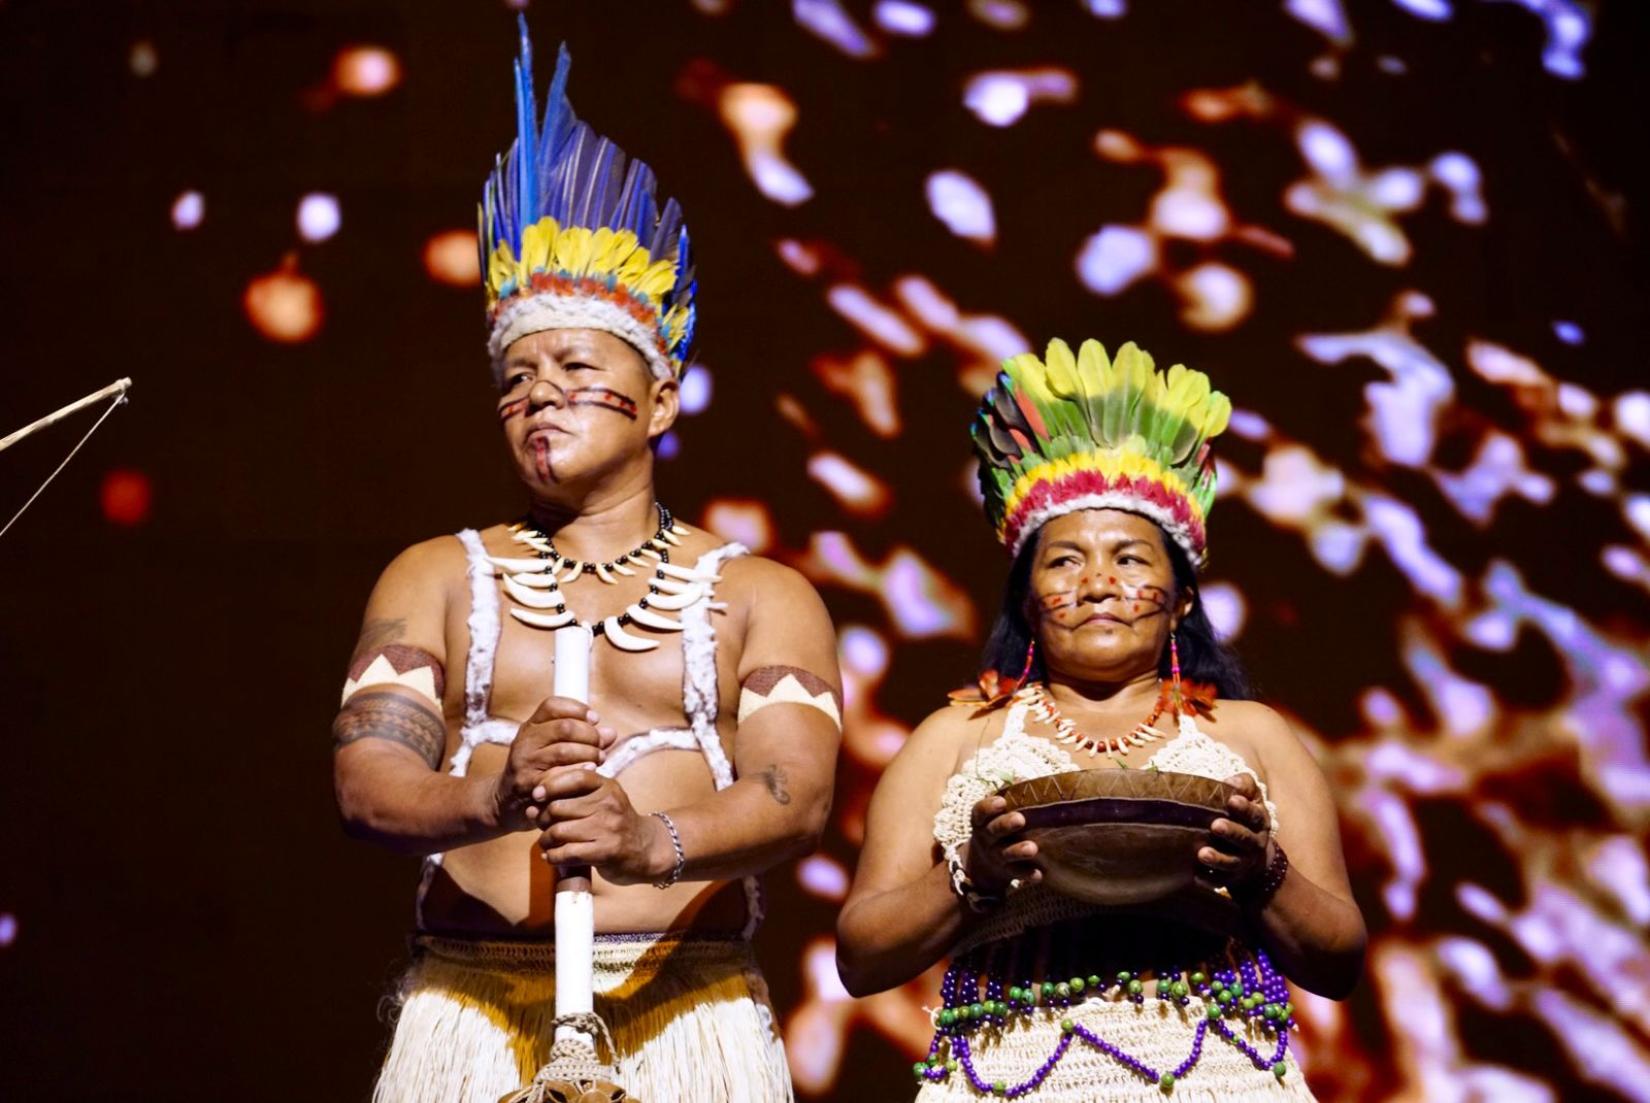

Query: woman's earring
[1017,638,1037,685]
[1168,630,1184,716]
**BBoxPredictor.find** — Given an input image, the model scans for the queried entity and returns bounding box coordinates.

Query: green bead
[1117,971,1132,983]
[1216,990,1233,1005]
[1273,1062,1288,1080]
[947,1059,958,1071]
[1264,1004,1280,1020]
[1283,1002,1295,1018]
[1042,981,1056,998]
[993,1080,1007,1096]
[940,1009,956,1026]
[1060,1018,1075,1034]
[1128,979,1144,995]
[1088,975,1102,988]
[1190,971,1207,986]
[1070,976,1086,993]
[912,1062,928,1078]
[1172,981,1190,998]
[970,1003,985,1019]
[1160,1071,1177,1092]
[1008,986,1023,1003]
[1231,983,1245,997]
[1205,1003,1221,1020]
[1055,982,1071,999]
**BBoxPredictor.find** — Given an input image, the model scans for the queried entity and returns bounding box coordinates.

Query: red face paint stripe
[568,387,639,420]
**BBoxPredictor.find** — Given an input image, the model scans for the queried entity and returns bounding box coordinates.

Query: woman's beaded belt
[919,949,1297,1096]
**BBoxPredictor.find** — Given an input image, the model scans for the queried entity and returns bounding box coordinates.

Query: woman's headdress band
[971,339,1231,563]
[479,19,697,381]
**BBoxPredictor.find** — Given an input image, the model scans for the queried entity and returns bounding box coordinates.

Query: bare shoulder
[373,533,470,596]
[718,552,820,600]
[902,701,1006,776]
[1201,699,1318,775]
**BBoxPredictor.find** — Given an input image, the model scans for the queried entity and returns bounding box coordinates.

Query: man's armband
[342,644,446,709]
[736,665,843,731]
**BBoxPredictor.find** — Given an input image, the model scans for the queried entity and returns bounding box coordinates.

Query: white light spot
[1624,495,1650,542]
[968,0,1029,30]
[1152,187,1228,240]
[873,0,936,35]
[0,913,14,947]
[1200,582,1246,641]
[793,0,877,58]
[1391,0,1453,21]
[1084,0,1127,15]
[1614,391,1650,447]
[170,190,205,231]
[798,855,850,900]
[679,366,713,415]
[965,75,1029,126]
[1075,226,1155,295]
[826,285,925,355]
[1177,263,1250,331]
[296,193,341,243]
[841,625,889,677]
[1553,319,1585,345]
[925,170,996,245]
[656,431,681,460]
[1225,408,1270,440]
[1285,0,1350,41]
[1297,121,1357,181]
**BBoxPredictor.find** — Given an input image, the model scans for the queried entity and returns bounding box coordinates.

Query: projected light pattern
[60,1,1636,1100]
[678,3,1642,1101]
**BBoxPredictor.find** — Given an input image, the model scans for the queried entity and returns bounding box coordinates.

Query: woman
[838,339,1366,1100]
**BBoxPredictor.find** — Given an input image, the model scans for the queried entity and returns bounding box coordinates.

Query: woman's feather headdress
[972,339,1232,562]
[479,18,696,381]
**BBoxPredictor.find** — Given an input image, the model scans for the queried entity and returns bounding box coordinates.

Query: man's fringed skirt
[373,932,793,1103]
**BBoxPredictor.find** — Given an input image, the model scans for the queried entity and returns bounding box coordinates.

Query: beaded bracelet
[651,811,686,889]
[1243,842,1289,908]
[946,847,1004,913]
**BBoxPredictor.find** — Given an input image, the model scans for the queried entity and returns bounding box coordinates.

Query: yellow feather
[519,218,557,276]
[633,258,679,300]
[1043,338,1081,398]
[1076,339,1112,390]
[487,242,518,298]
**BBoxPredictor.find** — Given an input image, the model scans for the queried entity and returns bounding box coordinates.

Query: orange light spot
[423,230,481,287]
[332,46,401,97]
[243,255,323,343]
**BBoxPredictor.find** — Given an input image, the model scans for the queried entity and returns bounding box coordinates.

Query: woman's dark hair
[979,521,1254,701]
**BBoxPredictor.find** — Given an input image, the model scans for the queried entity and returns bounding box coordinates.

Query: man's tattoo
[756,765,792,806]
[736,665,843,729]
[343,643,445,707]
[332,690,447,769]
[350,617,406,663]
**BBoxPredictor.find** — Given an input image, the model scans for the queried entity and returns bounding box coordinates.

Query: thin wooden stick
[0,378,133,454]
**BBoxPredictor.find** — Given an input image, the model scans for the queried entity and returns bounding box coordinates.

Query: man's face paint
[497,397,530,423]
[566,386,639,420]
[1034,576,1172,628]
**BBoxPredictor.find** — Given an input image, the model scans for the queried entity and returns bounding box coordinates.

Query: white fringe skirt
[373,932,793,1103]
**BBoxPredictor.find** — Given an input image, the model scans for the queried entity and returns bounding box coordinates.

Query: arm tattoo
[756,765,792,806]
[350,617,406,663]
[737,665,843,729]
[332,690,447,770]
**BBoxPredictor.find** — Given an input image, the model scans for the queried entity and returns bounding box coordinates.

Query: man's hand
[493,696,616,832]
[534,768,674,885]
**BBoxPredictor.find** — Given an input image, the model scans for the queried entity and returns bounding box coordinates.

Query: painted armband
[341,644,446,709]
[737,665,843,731]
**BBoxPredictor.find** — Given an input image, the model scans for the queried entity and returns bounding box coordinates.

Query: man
[332,23,841,1103]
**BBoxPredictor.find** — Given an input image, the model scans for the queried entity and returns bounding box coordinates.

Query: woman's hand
[966,793,1044,896]
[1199,772,1273,887]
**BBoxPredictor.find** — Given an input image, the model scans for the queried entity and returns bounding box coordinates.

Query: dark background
[2,1,1647,1099]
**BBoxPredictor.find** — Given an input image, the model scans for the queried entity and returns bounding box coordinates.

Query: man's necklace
[485,502,719,653]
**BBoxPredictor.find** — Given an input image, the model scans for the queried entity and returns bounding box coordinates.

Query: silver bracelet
[651,811,686,889]
[946,847,1002,913]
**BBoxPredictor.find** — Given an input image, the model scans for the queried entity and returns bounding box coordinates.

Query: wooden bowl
[998,769,1236,916]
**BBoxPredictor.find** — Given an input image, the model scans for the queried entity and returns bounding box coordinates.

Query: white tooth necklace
[493,503,714,653]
